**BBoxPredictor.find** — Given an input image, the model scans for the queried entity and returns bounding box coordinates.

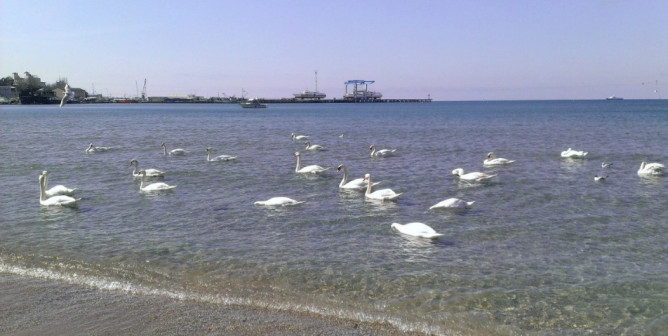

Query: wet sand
[0,274,424,336]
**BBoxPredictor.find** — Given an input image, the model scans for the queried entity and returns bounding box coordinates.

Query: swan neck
[365,176,373,194]
[163,145,167,156]
[207,151,211,161]
[38,174,47,201]
[295,155,301,171]
[339,166,348,187]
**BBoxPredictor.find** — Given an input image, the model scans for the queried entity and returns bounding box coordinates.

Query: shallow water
[1,101,667,335]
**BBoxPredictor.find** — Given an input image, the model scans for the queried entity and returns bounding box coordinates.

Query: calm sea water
[1,101,666,335]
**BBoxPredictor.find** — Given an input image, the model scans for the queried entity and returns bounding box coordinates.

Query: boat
[114,98,139,103]
[293,71,326,99]
[606,96,623,100]
[293,90,326,99]
[239,98,266,108]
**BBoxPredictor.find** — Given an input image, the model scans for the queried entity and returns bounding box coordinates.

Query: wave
[0,260,448,335]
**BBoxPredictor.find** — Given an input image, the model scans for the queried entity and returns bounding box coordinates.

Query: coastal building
[0,86,18,102]
[13,72,46,88]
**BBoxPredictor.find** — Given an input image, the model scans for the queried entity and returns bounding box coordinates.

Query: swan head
[363,173,371,181]
[304,142,310,148]
[161,142,166,148]
[336,164,345,172]
[369,145,375,151]
[129,159,138,166]
[452,168,463,176]
[41,170,48,175]
[293,151,301,157]
[487,152,495,159]
[206,147,212,152]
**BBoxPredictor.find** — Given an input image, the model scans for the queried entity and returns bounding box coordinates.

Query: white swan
[337,164,380,190]
[162,142,186,156]
[41,171,76,196]
[304,142,325,151]
[138,170,176,192]
[85,143,111,153]
[129,159,165,178]
[39,172,79,207]
[637,161,664,176]
[363,173,401,201]
[561,148,588,159]
[601,162,613,168]
[206,147,237,161]
[369,145,396,158]
[391,222,443,239]
[294,152,329,174]
[483,152,514,166]
[291,133,309,141]
[254,197,304,206]
[594,175,607,182]
[429,198,474,210]
[451,168,496,182]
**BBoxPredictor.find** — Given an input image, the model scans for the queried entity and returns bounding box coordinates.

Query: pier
[259,98,432,104]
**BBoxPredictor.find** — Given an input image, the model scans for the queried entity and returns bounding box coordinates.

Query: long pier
[259,98,432,104]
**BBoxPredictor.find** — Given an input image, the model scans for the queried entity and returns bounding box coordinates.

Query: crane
[141,79,147,102]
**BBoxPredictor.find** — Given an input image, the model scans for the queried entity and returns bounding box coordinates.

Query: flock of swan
[38,137,665,240]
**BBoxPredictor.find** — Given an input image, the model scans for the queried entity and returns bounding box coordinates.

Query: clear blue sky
[2,0,667,100]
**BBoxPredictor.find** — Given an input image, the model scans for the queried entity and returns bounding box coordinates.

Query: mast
[315,70,318,92]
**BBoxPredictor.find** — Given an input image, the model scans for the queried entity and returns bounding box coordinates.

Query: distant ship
[606,96,623,100]
[294,71,326,99]
[114,98,139,103]
[239,98,266,108]
[293,90,326,99]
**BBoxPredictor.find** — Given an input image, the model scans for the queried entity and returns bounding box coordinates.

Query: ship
[239,98,266,108]
[114,98,139,103]
[606,96,623,100]
[293,71,326,99]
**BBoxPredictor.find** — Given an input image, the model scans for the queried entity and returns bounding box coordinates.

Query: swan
[206,147,237,161]
[363,173,401,201]
[337,164,380,190]
[594,175,607,182]
[41,171,76,196]
[138,170,176,192]
[637,161,664,176]
[304,142,325,151]
[339,134,344,138]
[39,172,79,207]
[291,133,309,141]
[162,143,186,156]
[369,145,396,158]
[85,143,111,153]
[601,162,613,168]
[254,197,304,206]
[483,152,514,166]
[129,159,165,178]
[429,198,474,210]
[294,152,329,174]
[560,148,588,159]
[451,168,496,182]
[391,222,443,239]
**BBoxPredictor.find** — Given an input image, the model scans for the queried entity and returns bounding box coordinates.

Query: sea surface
[1,101,666,335]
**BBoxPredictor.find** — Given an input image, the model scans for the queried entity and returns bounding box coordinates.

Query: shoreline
[0,274,426,336]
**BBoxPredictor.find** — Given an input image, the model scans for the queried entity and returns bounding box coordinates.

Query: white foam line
[1,262,446,335]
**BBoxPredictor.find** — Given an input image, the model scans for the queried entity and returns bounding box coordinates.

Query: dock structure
[260,98,431,104]
[344,80,382,101]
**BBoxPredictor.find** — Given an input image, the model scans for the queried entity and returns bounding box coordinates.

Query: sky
[2,0,667,101]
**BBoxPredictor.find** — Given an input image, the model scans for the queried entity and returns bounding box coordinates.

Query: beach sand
[0,274,424,336]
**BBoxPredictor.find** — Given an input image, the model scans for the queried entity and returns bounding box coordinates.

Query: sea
[1,100,666,335]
